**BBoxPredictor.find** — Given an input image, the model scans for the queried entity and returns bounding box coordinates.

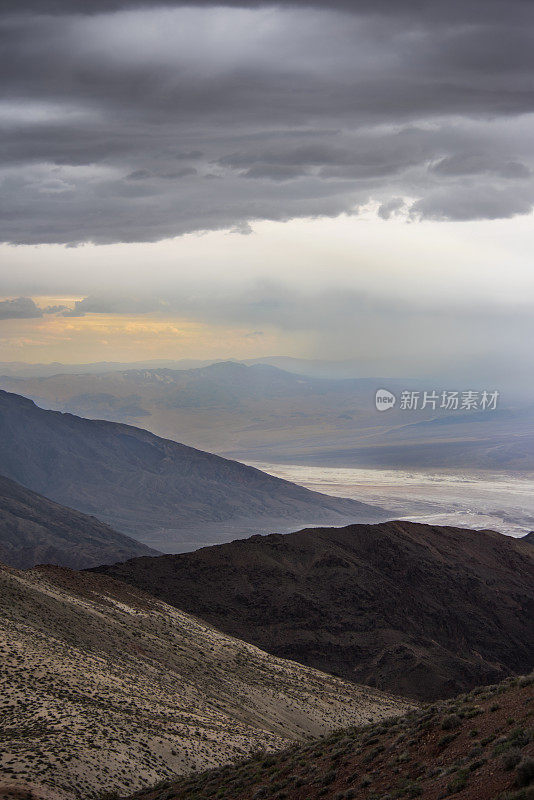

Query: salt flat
[247,463,534,537]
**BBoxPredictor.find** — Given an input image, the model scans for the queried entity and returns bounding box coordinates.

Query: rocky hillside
[0,475,158,569]
[94,520,534,701]
[0,562,410,800]
[0,390,388,551]
[126,674,534,800]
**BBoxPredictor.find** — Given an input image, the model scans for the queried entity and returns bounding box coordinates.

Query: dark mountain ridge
[0,474,158,569]
[94,520,534,702]
[0,390,387,551]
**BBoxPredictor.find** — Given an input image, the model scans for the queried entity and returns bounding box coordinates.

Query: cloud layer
[0,1,533,244]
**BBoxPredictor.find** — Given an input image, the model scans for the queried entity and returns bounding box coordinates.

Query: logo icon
[375,389,396,411]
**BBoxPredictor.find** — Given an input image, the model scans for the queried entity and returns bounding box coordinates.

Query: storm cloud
[0,0,533,243]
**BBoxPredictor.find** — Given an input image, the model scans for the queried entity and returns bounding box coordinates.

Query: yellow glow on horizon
[1,210,533,365]
[0,308,292,363]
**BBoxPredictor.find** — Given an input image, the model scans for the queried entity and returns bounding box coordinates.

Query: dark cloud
[2,0,531,21]
[410,185,534,222]
[0,297,43,319]
[0,1,533,243]
[431,154,531,179]
[378,197,405,220]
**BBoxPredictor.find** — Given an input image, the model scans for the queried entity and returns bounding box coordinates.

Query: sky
[0,0,533,386]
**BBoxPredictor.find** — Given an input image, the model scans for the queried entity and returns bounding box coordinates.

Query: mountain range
[0,561,410,800]
[94,520,534,702]
[1,373,533,800]
[2,361,533,470]
[0,389,387,551]
[0,474,158,569]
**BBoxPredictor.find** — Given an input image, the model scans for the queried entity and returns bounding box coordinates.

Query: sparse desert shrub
[406,783,423,797]
[500,787,534,800]
[252,786,270,799]
[322,770,336,786]
[438,734,458,749]
[447,768,469,794]
[464,707,482,719]
[510,728,531,748]
[441,714,461,731]
[364,746,384,763]
[503,749,523,771]
[517,757,534,788]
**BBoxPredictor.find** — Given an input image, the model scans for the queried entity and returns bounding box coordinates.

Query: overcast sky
[0,0,533,384]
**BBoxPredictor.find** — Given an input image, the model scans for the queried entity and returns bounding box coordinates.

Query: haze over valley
[2,359,533,539]
[0,389,388,553]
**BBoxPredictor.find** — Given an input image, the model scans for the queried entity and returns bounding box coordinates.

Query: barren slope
[0,474,158,569]
[0,390,387,551]
[127,674,534,800]
[0,563,410,800]
[94,520,534,701]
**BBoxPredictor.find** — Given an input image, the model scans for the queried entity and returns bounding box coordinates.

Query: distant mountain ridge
[0,390,387,551]
[0,474,158,569]
[94,519,534,701]
[2,360,532,470]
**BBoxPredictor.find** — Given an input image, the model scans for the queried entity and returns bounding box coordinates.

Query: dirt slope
[94,520,534,701]
[0,562,410,800]
[0,474,158,569]
[126,674,534,800]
